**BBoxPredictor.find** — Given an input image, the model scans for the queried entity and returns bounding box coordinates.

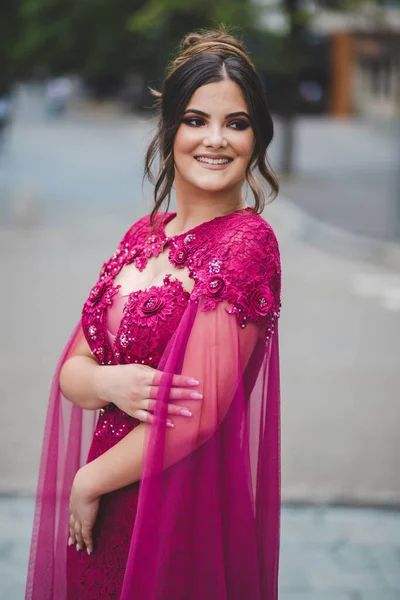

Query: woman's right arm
[59,333,108,410]
[59,330,202,418]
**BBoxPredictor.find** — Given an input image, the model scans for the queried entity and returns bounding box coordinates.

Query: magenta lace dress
[27,208,282,600]
[66,276,191,598]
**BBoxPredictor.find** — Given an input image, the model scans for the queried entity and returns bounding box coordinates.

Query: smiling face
[173,79,255,195]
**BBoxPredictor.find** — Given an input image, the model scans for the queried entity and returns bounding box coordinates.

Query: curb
[268,194,400,271]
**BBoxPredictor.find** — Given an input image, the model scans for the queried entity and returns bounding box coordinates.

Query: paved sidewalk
[270,117,400,243]
[1,497,399,600]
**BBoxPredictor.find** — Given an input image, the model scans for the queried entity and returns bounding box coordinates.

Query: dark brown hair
[145,28,279,224]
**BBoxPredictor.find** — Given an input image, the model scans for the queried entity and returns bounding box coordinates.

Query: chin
[188,172,242,192]
[193,181,235,194]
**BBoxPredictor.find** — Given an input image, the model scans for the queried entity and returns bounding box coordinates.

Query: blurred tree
[13,0,254,97]
[1,0,21,89]
[126,0,255,105]
[14,0,151,94]
[258,0,312,176]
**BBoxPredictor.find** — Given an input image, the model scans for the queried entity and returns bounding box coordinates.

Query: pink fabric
[26,209,281,600]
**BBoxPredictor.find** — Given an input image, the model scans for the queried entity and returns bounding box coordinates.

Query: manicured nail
[190,392,203,399]
[76,545,80,552]
[87,548,92,556]
[180,409,192,417]
[187,378,199,385]
[68,537,73,546]
[166,421,174,428]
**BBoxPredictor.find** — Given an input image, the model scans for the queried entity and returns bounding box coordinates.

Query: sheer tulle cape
[26,298,280,600]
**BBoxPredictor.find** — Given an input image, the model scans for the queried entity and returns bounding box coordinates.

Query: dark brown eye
[182,117,204,127]
[229,120,250,131]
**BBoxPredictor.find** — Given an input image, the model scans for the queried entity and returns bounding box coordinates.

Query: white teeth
[195,157,230,165]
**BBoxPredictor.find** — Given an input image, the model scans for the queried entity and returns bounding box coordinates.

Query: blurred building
[257,0,400,118]
[314,6,400,119]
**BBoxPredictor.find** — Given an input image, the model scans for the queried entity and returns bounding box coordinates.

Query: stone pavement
[1,497,399,600]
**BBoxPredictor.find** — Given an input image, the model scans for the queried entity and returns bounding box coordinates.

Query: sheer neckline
[114,207,253,299]
[161,206,253,241]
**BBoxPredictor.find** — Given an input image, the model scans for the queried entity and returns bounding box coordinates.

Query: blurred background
[1,0,400,598]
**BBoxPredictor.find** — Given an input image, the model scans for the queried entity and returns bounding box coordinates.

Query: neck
[169,173,247,236]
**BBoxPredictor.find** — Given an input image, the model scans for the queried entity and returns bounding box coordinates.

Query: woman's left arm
[69,423,148,554]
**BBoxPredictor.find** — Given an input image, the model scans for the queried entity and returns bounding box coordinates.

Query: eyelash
[182,117,250,131]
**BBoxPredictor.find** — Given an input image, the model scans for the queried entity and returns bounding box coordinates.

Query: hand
[95,363,202,426]
[68,467,100,555]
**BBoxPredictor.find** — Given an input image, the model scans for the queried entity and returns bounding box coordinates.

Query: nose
[203,126,227,148]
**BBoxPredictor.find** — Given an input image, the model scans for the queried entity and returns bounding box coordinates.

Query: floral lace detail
[82,210,281,368]
[114,275,190,365]
[82,277,121,365]
[166,210,282,339]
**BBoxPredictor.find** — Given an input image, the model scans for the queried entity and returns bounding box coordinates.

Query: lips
[194,154,233,163]
[194,155,234,170]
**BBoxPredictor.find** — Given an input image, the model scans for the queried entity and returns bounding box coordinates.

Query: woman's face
[173,79,255,194]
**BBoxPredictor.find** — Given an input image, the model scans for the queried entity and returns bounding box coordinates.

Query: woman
[26,29,282,600]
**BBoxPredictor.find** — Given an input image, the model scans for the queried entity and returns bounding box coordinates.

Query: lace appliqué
[114,275,190,365]
[167,212,281,340]
[82,278,121,365]
[82,210,281,368]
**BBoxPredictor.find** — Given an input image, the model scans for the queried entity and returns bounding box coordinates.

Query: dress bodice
[103,276,190,367]
[81,208,281,370]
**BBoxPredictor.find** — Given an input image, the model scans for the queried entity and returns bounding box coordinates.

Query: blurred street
[1,497,400,600]
[276,118,399,242]
[0,87,399,598]
[2,86,399,242]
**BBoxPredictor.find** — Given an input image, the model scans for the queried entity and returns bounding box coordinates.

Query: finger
[74,521,84,551]
[142,399,193,418]
[167,404,194,417]
[171,374,200,387]
[133,409,174,428]
[147,386,202,401]
[132,409,155,424]
[152,371,199,388]
[81,525,94,556]
[69,513,76,546]
[169,388,203,402]
[140,399,157,411]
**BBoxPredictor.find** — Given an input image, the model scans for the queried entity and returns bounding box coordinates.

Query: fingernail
[187,378,199,385]
[180,409,192,417]
[76,545,80,552]
[190,392,203,399]
[68,537,73,546]
[87,548,92,556]
[166,421,174,428]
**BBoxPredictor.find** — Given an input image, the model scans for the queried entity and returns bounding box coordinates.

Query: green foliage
[0,0,21,84]
[6,0,399,92]
[126,0,255,83]
[13,0,148,87]
[128,0,253,33]
[8,0,254,93]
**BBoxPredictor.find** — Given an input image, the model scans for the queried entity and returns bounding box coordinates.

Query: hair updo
[145,29,279,224]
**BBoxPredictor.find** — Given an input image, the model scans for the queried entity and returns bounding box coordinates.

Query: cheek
[174,126,198,157]
[235,131,255,160]
[228,130,255,162]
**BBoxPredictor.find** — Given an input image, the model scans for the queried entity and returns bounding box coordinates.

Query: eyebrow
[183,108,250,119]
